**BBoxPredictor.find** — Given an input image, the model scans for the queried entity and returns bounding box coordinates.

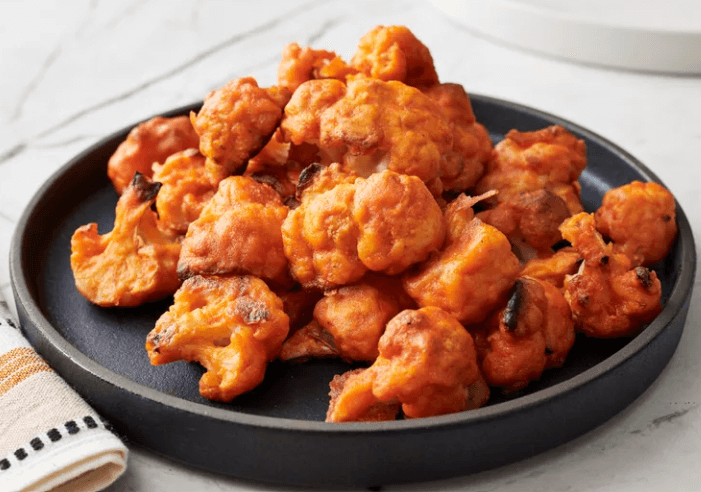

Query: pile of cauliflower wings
[71,25,677,422]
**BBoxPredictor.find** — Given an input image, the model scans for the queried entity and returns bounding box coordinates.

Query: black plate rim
[9,93,696,437]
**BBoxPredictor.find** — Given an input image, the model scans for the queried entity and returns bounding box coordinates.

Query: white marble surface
[2,1,701,491]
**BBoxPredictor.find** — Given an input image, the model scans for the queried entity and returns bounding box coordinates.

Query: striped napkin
[0,297,128,492]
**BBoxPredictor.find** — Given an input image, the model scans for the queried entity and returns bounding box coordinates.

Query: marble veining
[2,1,701,491]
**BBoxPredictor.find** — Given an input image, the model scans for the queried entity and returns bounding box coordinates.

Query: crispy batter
[190,77,290,178]
[281,180,365,289]
[281,79,347,148]
[152,149,218,236]
[472,277,574,392]
[475,125,587,214]
[423,83,491,191]
[281,77,453,184]
[282,169,445,288]
[326,307,480,422]
[146,274,289,401]
[560,213,662,338]
[539,279,576,369]
[294,162,358,202]
[403,218,520,325]
[177,176,291,287]
[107,115,199,195]
[322,77,452,182]
[246,128,290,172]
[595,181,677,266]
[350,25,439,87]
[327,369,401,422]
[71,173,181,307]
[280,274,414,363]
[277,42,357,93]
[353,171,445,274]
[477,189,571,257]
[519,247,582,288]
[443,191,498,243]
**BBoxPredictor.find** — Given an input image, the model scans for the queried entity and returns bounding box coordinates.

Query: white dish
[431,0,701,73]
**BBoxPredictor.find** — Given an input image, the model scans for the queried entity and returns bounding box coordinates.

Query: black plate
[10,95,696,488]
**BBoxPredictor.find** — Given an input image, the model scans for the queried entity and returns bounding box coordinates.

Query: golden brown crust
[107,115,199,195]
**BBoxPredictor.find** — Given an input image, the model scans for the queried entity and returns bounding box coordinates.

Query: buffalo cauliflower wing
[475,125,587,214]
[177,175,291,287]
[326,307,481,422]
[190,77,290,178]
[595,181,677,266]
[281,77,453,184]
[559,213,662,338]
[151,149,218,236]
[146,274,289,401]
[350,25,439,88]
[107,115,199,195]
[71,173,181,307]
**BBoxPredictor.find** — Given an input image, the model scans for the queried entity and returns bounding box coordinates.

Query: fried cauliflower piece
[151,149,218,236]
[281,77,453,184]
[475,125,587,214]
[146,274,289,402]
[442,191,497,243]
[350,25,439,88]
[279,274,415,363]
[403,218,520,325]
[107,115,200,195]
[326,307,480,422]
[327,368,401,422]
[423,83,492,192]
[519,247,582,288]
[559,213,662,338]
[595,181,677,266]
[472,276,574,392]
[71,173,181,307]
[190,77,290,178]
[177,176,291,287]
[281,179,364,289]
[277,42,357,93]
[540,279,577,369]
[353,171,445,274]
[281,169,445,288]
[294,163,358,201]
[477,189,571,259]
